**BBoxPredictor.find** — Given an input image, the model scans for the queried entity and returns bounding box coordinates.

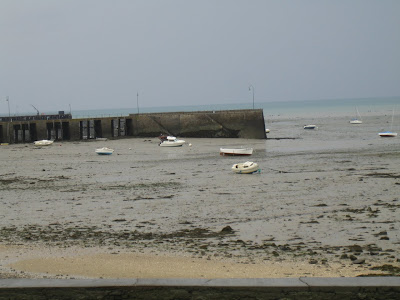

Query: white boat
[232,161,260,174]
[304,125,317,129]
[95,147,114,155]
[220,147,253,156]
[378,131,397,137]
[159,136,185,147]
[33,140,54,146]
[379,108,397,138]
[350,107,363,124]
[265,129,270,133]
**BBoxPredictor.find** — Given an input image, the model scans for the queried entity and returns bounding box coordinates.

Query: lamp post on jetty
[248,85,254,109]
[137,92,139,114]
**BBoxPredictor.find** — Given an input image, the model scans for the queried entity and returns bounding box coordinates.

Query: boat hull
[220,148,253,156]
[303,125,317,129]
[232,161,259,174]
[379,132,397,137]
[350,120,362,124]
[95,147,114,155]
[159,140,185,147]
[159,136,185,147]
[34,140,53,146]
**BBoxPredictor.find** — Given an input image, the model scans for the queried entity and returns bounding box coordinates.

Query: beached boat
[159,136,185,147]
[220,147,253,156]
[379,108,397,137]
[33,140,54,146]
[378,131,397,137]
[350,107,363,124]
[303,125,317,129]
[95,147,114,155]
[232,161,260,174]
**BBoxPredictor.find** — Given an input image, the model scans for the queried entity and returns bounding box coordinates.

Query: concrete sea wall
[1,278,399,299]
[0,109,266,144]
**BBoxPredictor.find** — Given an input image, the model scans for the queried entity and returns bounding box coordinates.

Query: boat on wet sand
[33,140,54,146]
[232,161,260,174]
[303,125,317,130]
[220,148,253,156]
[379,108,397,137]
[95,147,114,155]
[159,136,185,147]
[350,107,363,124]
[378,131,397,137]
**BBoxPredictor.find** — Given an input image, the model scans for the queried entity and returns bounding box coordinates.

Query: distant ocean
[3,97,398,119]
[69,97,399,119]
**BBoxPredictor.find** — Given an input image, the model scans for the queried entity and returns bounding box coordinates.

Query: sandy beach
[0,113,399,279]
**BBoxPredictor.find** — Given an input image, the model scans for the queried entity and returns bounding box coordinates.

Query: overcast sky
[1,0,399,113]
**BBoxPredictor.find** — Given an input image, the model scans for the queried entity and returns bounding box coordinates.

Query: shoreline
[0,245,391,279]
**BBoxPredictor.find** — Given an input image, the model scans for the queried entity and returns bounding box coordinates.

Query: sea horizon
[70,96,400,119]
[2,96,399,119]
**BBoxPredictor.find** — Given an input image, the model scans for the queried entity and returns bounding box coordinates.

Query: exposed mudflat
[0,113,399,278]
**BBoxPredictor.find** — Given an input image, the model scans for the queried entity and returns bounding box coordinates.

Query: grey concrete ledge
[300,276,400,287]
[1,277,399,288]
[1,278,400,300]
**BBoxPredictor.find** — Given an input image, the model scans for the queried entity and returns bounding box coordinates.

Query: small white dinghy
[378,131,397,137]
[159,136,185,147]
[232,161,260,174]
[220,148,253,156]
[34,140,54,146]
[95,147,114,155]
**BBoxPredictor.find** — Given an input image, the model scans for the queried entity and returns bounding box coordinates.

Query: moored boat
[350,107,363,124]
[33,140,54,146]
[378,131,397,137]
[95,147,114,155]
[220,147,253,156]
[159,136,185,147]
[232,161,260,174]
[304,125,317,129]
[379,108,397,137]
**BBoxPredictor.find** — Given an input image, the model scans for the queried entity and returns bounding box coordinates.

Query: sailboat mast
[390,108,395,130]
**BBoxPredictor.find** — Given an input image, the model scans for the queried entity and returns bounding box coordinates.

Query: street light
[137,92,139,114]
[248,85,254,109]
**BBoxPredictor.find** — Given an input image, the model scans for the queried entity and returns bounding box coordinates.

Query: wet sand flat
[0,113,399,278]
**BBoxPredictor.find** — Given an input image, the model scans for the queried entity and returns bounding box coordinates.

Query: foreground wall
[0,278,399,299]
[0,109,266,143]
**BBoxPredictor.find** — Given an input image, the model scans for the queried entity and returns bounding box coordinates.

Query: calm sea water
[3,97,397,119]
[70,97,399,119]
